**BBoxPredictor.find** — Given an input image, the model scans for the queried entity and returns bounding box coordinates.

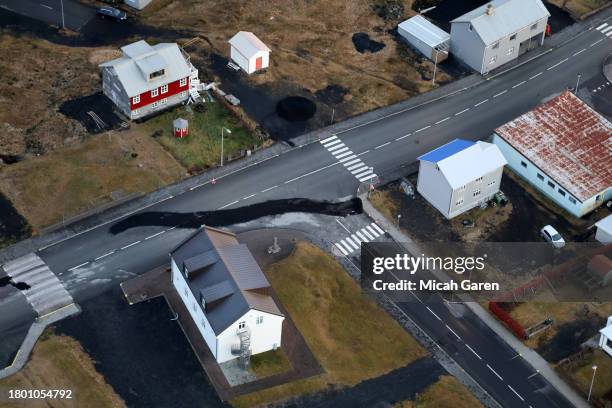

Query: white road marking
[334,151,353,160]
[338,154,356,163]
[339,240,353,253]
[573,48,586,56]
[361,228,375,241]
[396,133,411,141]
[508,385,525,401]
[261,185,278,193]
[455,108,470,116]
[344,158,361,167]
[355,230,368,242]
[493,90,507,98]
[435,116,450,124]
[121,241,141,250]
[371,223,384,234]
[354,169,373,178]
[167,226,177,231]
[358,174,377,182]
[375,142,391,149]
[345,236,359,250]
[596,23,608,30]
[527,371,540,379]
[590,38,604,47]
[601,26,612,34]
[242,193,256,200]
[40,4,53,9]
[529,72,543,80]
[218,200,239,209]
[608,31,612,37]
[465,344,482,360]
[487,364,503,380]
[474,99,488,107]
[322,139,342,148]
[68,262,89,271]
[335,243,349,256]
[351,234,362,244]
[331,147,349,155]
[145,231,165,240]
[335,218,351,233]
[547,58,568,70]
[320,135,337,143]
[95,251,116,261]
[415,125,431,133]
[348,163,366,171]
[446,325,461,340]
[512,81,526,89]
[365,225,379,237]
[426,306,441,321]
[327,143,345,152]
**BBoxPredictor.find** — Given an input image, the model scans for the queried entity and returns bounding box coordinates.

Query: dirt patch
[395,375,484,408]
[537,317,605,363]
[59,93,127,134]
[0,331,126,408]
[276,96,317,122]
[0,192,31,249]
[352,32,386,53]
[110,197,363,234]
[546,0,609,19]
[314,85,349,105]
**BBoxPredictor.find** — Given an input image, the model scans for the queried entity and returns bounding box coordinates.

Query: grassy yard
[249,349,292,379]
[0,331,125,408]
[562,349,612,403]
[0,130,184,231]
[140,103,259,172]
[395,375,483,408]
[548,0,609,18]
[232,241,427,407]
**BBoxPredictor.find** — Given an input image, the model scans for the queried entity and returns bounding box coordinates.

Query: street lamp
[588,365,597,401]
[220,127,231,167]
[397,214,401,227]
[60,0,65,29]
[575,73,582,94]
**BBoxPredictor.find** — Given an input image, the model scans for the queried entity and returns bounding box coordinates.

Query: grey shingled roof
[452,0,550,46]
[171,227,283,334]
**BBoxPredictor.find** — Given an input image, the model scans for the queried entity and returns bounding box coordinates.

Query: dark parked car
[96,7,127,21]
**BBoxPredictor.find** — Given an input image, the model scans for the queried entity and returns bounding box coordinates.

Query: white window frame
[180,77,187,87]
[489,55,497,64]
[455,199,464,207]
[238,321,246,329]
[151,101,159,109]
[506,47,514,55]
[473,190,481,197]
[132,95,140,104]
[161,84,168,94]
[151,88,159,98]
[180,91,187,98]
[160,98,168,105]
[256,316,263,325]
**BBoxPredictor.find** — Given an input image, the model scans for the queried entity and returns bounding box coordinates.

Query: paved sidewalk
[360,194,589,408]
[0,303,81,379]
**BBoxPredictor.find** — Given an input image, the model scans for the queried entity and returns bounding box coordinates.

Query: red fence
[489,301,526,340]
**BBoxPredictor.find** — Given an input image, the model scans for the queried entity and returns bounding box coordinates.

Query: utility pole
[60,0,65,29]
[588,365,597,401]
[331,108,335,125]
[432,49,438,86]
[220,127,231,166]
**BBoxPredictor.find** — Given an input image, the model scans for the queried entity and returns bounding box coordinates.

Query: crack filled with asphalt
[110,197,363,235]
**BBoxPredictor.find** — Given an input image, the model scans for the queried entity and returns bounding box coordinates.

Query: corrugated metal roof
[229,31,271,59]
[452,0,550,45]
[398,15,450,48]
[99,41,192,97]
[494,91,612,201]
[170,227,283,334]
[418,139,475,163]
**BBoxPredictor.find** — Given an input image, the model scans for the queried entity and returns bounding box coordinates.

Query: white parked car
[540,225,566,248]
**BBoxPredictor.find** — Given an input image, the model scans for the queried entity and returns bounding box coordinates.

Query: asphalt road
[0,0,95,31]
[1,9,611,408]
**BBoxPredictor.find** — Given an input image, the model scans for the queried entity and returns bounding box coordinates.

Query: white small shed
[229,32,271,74]
[124,0,152,10]
[594,214,612,244]
[398,15,450,62]
[599,316,612,357]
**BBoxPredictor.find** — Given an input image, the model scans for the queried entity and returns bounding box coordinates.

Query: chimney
[486,4,494,15]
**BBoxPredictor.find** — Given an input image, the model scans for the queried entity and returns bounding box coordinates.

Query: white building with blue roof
[417,139,507,219]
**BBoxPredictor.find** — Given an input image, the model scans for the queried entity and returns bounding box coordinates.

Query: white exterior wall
[450,23,486,73]
[171,259,218,358]
[596,227,612,244]
[417,161,452,217]
[448,167,503,219]
[124,0,152,10]
[216,309,284,363]
[230,47,269,74]
[492,134,607,218]
[600,317,612,357]
[247,50,269,74]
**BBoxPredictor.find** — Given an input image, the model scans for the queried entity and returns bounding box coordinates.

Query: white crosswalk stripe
[2,253,74,316]
[320,135,377,183]
[333,223,387,255]
[596,23,608,30]
[601,26,612,34]
[596,24,612,42]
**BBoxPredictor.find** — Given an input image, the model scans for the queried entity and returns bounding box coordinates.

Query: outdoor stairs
[231,326,252,367]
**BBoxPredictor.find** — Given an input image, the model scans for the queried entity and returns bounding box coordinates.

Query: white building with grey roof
[171,226,284,364]
[450,0,550,74]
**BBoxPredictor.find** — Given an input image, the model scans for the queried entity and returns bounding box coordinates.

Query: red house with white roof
[99,40,197,120]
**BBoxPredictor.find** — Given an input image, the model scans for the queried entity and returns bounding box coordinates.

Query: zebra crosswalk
[596,23,612,38]
[320,135,377,183]
[2,253,74,317]
[334,222,386,256]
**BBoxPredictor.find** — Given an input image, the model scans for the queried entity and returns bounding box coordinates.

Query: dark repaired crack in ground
[110,198,363,234]
[0,276,30,291]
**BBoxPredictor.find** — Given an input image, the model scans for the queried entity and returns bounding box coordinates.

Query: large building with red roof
[493,91,611,217]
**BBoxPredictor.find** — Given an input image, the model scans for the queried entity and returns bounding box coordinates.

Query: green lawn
[250,349,292,379]
[143,102,258,172]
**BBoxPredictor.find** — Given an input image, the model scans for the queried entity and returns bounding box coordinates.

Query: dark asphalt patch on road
[54,286,227,408]
[352,33,386,54]
[288,356,444,407]
[109,198,363,234]
[59,92,126,134]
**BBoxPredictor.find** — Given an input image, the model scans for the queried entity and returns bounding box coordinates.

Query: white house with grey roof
[417,139,507,219]
[171,226,284,364]
[450,0,550,74]
[100,40,197,120]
